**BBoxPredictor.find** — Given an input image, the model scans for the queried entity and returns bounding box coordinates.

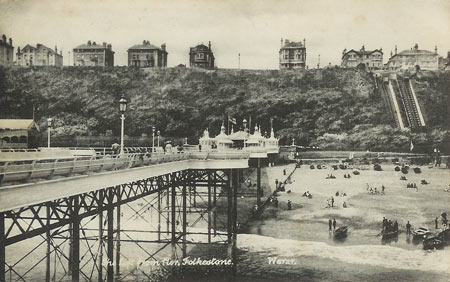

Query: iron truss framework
[0,168,242,282]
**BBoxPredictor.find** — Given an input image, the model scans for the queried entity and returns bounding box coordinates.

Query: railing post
[227,169,232,258]
[157,189,161,242]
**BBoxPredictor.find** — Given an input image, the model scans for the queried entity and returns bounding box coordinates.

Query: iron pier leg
[68,199,73,276]
[71,196,80,282]
[182,177,187,258]
[45,204,51,282]
[227,170,233,259]
[208,171,212,243]
[213,172,217,236]
[98,190,104,282]
[257,158,261,206]
[193,181,197,208]
[0,212,5,282]
[171,178,176,258]
[157,189,161,242]
[107,189,114,282]
[166,189,170,236]
[232,169,239,274]
[115,186,121,276]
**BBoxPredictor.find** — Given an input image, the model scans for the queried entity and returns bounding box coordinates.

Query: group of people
[406,183,419,192]
[302,191,312,198]
[326,173,336,179]
[326,196,335,208]
[382,217,399,232]
[366,184,386,195]
[328,218,337,231]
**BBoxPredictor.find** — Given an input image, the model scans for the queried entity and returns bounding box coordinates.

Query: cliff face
[0,66,448,151]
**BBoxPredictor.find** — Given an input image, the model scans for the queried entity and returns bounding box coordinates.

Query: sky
[0,0,449,69]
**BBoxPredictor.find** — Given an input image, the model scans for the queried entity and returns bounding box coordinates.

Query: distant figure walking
[333,219,336,230]
[111,142,120,155]
[283,169,286,175]
[435,217,439,229]
[406,221,411,234]
[329,219,332,231]
[331,196,335,207]
[287,200,292,210]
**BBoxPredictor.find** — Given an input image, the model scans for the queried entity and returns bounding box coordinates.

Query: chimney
[17,46,20,54]
[9,38,12,47]
[107,44,112,50]
[435,46,437,54]
[60,50,62,55]
[161,43,166,51]
[285,39,290,45]
[143,40,146,45]
[303,38,306,47]
[2,34,6,43]
[87,40,91,46]
[414,43,418,51]
[395,45,397,54]
[93,41,96,45]
[281,38,283,48]
[103,42,106,47]
[208,41,211,50]
[343,48,347,55]
[55,45,57,53]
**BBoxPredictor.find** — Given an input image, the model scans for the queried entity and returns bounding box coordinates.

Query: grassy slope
[0,66,448,152]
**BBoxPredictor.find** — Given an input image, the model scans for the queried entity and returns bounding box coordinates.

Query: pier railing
[0,151,250,186]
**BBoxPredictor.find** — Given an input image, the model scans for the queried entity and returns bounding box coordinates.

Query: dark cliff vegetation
[0,66,448,152]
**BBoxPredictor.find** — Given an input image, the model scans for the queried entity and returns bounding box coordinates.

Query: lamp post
[47,118,53,148]
[157,130,160,149]
[152,126,155,153]
[119,95,128,155]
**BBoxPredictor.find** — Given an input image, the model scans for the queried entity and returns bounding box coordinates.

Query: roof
[391,49,438,58]
[229,131,248,141]
[74,43,111,50]
[343,48,383,59]
[281,41,305,50]
[128,43,167,52]
[0,119,40,132]
[190,44,210,52]
[20,44,62,57]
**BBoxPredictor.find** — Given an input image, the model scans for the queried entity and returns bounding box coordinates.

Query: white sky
[0,0,449,69]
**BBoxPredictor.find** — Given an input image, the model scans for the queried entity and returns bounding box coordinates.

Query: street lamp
[152,126,155,153]
[157,130,160,149]
[119,95,128,155]
[47,118,53,148]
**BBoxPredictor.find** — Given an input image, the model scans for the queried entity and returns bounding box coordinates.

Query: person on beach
[333,219,336,230]
[283,169,286,175]
[287,200,292,210]
[331,196,334,207]
[435,217,439,229]
[329,219,332,231]
[406,221,411,233]
[343,202,347,208]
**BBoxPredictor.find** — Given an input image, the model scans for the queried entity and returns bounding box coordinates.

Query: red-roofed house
[279,39,306,69]
[387,44,439,71]
[16,43,63,67]
[127,40,168,67]
[341,45,383,70]
[0,119,40,149]
[73,41,114,66]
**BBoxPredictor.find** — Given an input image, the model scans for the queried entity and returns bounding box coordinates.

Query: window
[196,53,204,59]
